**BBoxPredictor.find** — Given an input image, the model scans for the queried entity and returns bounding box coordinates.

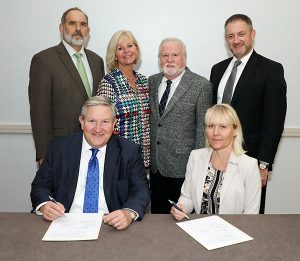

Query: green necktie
[74,53,92,98]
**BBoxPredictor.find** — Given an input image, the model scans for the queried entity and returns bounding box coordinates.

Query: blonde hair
[106,30,141,71]
[205,104,246,155]
[81,96,116,118]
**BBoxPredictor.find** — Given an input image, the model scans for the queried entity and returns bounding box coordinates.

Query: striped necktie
[159,80,172,116]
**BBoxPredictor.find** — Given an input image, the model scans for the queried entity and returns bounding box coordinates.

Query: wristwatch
[259,160,269,170]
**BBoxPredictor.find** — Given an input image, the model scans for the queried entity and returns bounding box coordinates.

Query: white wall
[0,0,299,213]
[266,137,300,213]
[0,134,36,211]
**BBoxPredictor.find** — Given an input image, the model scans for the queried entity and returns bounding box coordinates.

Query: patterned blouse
[200,162,224,214]
[97,68,150,167]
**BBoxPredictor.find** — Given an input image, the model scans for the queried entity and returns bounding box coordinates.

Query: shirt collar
[62,40,86,58]
[162,69,186,85]
[82,134,107,155]
[233,48,253,66]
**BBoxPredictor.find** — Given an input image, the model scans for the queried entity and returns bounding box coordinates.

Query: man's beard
[63,31,89,47]
[161,63,185,77]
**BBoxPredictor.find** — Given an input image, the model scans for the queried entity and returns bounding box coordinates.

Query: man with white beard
[29,7,104,165]
[148,37,212,213]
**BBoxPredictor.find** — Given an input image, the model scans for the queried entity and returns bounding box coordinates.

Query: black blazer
[30,132,150,220]
[210,50,287,164]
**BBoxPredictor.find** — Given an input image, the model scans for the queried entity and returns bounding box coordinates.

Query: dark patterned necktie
[159,80,172,116]
[222,60,242,103]
[83,148,99,213]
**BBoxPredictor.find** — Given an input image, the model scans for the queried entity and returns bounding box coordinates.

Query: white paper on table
[176,215,253,250]
[42,213,103,241]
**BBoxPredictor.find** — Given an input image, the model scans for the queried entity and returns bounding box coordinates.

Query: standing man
[31,96,150,230]
[149,37,212,213]
[29,7,105,164]
[210,14,287,213]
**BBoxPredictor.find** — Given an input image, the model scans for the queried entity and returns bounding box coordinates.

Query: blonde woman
[97,30,150,168]
[171,104,261,219]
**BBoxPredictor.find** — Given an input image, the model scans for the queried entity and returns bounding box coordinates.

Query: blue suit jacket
[31,132,150,220]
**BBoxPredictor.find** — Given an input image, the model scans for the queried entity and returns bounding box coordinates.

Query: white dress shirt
[69,136,109,213]
[217,49,253,103]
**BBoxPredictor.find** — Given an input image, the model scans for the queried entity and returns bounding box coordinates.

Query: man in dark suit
[149,37,212,213]
[28,7,105,164]
[31,96,150,230]
[210,14,287,213]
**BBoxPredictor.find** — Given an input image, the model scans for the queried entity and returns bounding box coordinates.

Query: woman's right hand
[170,203,188,221]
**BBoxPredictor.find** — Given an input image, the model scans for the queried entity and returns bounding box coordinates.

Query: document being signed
[176,215,253,250]
[42,213,103,241]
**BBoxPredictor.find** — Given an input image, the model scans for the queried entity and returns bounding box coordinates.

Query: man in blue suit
[31,96,150,230]
[210,14,287,213]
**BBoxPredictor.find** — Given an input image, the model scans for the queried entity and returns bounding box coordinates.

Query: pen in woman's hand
[168,200,190,219]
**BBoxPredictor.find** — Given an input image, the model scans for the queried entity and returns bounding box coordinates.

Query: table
[0,213,299,261]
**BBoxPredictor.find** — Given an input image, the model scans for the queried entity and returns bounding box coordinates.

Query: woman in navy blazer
[171,104,261,220]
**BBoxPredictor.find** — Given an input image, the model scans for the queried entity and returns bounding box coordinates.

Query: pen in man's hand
[49,196,58,204]
[168,200,190,219]
[49,196,65,216]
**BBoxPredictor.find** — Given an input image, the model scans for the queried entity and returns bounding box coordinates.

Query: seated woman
[171,104,261,220]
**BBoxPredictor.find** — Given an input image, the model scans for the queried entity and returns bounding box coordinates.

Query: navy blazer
[210,50,287,165]
[31,132,150,220]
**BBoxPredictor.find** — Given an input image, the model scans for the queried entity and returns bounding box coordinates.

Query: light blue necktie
[83,148,99,213]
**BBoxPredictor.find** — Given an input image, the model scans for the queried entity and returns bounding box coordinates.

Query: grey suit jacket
[28,42,105,161]
[149,68,212,178]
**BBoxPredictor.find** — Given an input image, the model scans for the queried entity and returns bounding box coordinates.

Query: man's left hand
[260,169,269,186]
[103,209,133,230]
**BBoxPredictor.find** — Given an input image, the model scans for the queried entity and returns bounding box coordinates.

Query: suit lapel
[220,152,238,206]
[215,61,231,86]
[231,51,259,104]
[66,132,83,211]
[103,135,120,211]
[56,42,89,100]
[212,59,231,104]
[162,68,192,116]
[151,74,164,119]
[196,149,213,211]
[85,49,97,95]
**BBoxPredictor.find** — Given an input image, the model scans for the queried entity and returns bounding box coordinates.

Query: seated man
[31,96,150,230]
